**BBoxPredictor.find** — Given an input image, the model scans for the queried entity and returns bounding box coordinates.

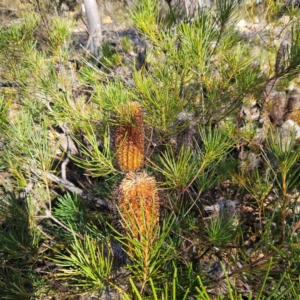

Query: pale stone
[102,15,112,24]
[236,19,248,29]
[279,15,290,26]
[281,119,300,140]
[253,17,259,24]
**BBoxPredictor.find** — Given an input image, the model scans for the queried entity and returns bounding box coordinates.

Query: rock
[286,0,300,7]
[275,40,291,75]
[207,260,224,280]
[268,91,289,126]
[278,119,300,151]
[287,88,300,113]
[253,17,260,24]
[240,152,261,171]
[279,15,290,26]
[203,200,239,219]
[102,15,112,24]
[281,119,300,140]
[240,101,260,122]
[236,19,249,32]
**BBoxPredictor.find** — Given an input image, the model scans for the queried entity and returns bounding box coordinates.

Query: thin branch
[47,172,109,208]
[30,167,109,208]
[0,80,19,87]
[60,124,72,181]
[49,214,83,240]
[36,211,83,240]
[216,252,275,282]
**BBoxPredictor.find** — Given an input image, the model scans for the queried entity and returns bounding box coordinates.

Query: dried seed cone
[115,102,144,172]
[117,172,160,241]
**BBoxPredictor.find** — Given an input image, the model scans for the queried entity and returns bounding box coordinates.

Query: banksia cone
[117,171,160,241]
[114,101,144,172]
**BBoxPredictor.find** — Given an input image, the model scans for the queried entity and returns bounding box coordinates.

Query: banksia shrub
[117,171,160,242]
[114,101,144,172]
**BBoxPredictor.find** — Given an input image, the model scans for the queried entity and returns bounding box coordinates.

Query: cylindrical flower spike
[117,171,160,241]
[114,101,144,172]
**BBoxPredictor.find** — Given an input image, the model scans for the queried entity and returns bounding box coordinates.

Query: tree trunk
[170,0,215,17]
[83,0,102,56]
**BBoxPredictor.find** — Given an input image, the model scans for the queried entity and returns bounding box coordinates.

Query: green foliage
[1,0,300,298]
[151,146,198,190]
[0,95,10,129]
[132,0,160,45]
[204,213,237,247]
[79,63,105,84]
[49,232,112,294]
[121,36,134,53]
[262,130,300,240]
[113,210,176,293]
[0,192,38,260]
[71,125,117,177]
[0,192,38,299]
[2,113,55,187]
[52,193,89,236]
[277,22,300,80]
[123,265,211,300]
[151,125,233,192]
[0,268,33,300]
[266,130,300,192]
[48,17,75,60]
[93,79,132,118]
[198,125,233,164]
[101,41,122,68]
[134,65,184,136]
[0,12,40,52]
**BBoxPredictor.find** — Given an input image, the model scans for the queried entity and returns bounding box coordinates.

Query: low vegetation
[1,0,300,299]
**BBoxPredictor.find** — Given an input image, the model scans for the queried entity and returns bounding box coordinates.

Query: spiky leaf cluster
[1,0,300,299]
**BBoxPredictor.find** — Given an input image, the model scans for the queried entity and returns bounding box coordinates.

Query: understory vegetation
[1,0,300,299]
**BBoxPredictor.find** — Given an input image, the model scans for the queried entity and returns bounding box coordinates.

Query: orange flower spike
[115,102,144,172]
[118,172,160,241]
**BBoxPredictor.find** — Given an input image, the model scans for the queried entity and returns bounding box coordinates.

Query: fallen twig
[30,167,110,208]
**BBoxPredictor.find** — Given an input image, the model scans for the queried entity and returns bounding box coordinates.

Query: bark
[169,0,215,17]
[83,0,102,56]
